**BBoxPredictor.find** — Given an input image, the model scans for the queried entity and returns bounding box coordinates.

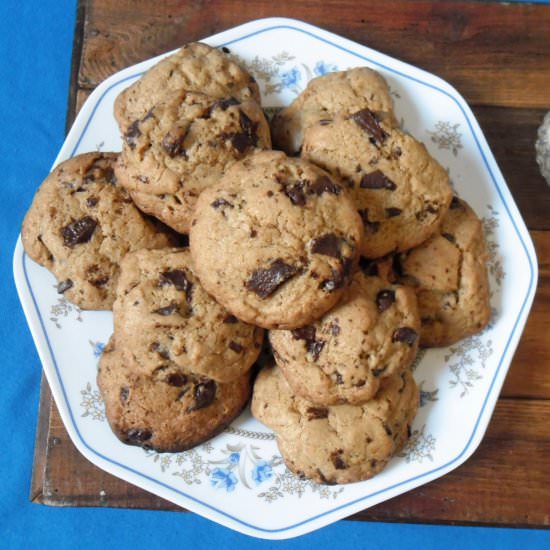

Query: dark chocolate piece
[360,170,396,190]
[62,216,97,247]
[351,109,388,145]
[376,289,396,312]
[246,259,298,299]
[392,327,418,346]
[57,279,73,294]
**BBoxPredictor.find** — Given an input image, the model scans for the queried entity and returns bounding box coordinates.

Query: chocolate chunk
[357,209,380,234]
[159,270,193,303]
[319,119,332,126]
[306,407,329,420]
[376,289,395,312]
[319,258,353,292]
[57,279,73,294]
[86,197,99,207]
[392,327,418,346]
[360,170,396,190]
[190,380,217,411]
[334,371,344,385]
[351,109,388,145]
[162,127,188,158]
[250,229,257,237]
[62,216,97,247]
[124,120,141,149]
[208,97,239,115]
[385,207,402,218]
[383,424,393,436]
[126,428,152,443]
[308,175,341,196]
[310,233,345,259]
[84,161,116,185]
[119,386,129,403]
[221,46,230,53]
[224,110,259,153]
[393,146,402,157]
[229,341,244,353]
[166,372,188,387]
[317,469,337,485]
[223,314,239,324]
[153,302,178,316]
[442,232,456,243]
[330,320,341,336]
[450,196,462,209]
[246,259,299,299]
[211,197,234,209]
[90,276,109,288]
[279,178,306,206]
[291,326,325,360]
[330,450,348,470]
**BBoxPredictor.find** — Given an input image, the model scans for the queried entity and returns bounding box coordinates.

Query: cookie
[271,67,397,155]
[114,42,261,134]
[113,247,263,382]
[98,338,251,453]
[251,363,419,485]
[302,110,453,258]
[21,152,178,310]
[396,197,491,347]
[115,92,271,233]
[189,151,363,329]
[269,270,420,405]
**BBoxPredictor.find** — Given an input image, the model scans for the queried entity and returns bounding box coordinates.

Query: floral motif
[280,67,301,88]
[427,121,463,156]
[445,334,493,397]
[399,425,436,463]
[89,340,105,358]
[229,51,297,95]
[49,292,83,328]
[80,382,105,421]
[143,439,345,501]
[418,381,439,407]
[482,205,505,288]
[210,468,238,492]
[410,349,427,372]
[258,468,344,503]
[313,60,337,76]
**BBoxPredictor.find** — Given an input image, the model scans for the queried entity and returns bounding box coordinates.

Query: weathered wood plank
[35,396,550,526]
[78,0,550,108]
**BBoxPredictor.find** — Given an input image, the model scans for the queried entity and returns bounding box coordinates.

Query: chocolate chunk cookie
[115,92,271,233]
[113,247,263,382]
[21,152,177,310]
[269,270,420,405]
[251,363,418,485]
[302,110,453,258]
[114,42,260,134]
[271,67,397,155]
[396,197,491,347]
[189,151,363,329]
[98,338,251,452]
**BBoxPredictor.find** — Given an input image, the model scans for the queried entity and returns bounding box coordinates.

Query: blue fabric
[1,0,548,547]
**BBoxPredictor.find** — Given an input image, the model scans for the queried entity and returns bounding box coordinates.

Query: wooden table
[31,0,550,527]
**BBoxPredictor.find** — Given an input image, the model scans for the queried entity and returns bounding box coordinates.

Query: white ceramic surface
[13,18,537,540]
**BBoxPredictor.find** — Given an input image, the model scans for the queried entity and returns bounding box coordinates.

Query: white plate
[13,17,538,540]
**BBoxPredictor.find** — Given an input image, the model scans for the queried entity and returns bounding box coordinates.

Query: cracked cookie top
[269,270,420,405]
[21,152,178,310]
[189,151,363,329]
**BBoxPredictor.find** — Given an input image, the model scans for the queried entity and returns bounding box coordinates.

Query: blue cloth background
[1,1,548,548]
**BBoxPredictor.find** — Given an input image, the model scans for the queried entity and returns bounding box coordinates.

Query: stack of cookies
[21,42,491,484]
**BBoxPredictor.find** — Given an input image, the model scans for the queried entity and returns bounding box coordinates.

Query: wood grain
[30,0,550,528]
[78,0,550,108]
[33,393,550,527]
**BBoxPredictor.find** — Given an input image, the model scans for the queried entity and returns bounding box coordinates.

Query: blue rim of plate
[16,20,537,537]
